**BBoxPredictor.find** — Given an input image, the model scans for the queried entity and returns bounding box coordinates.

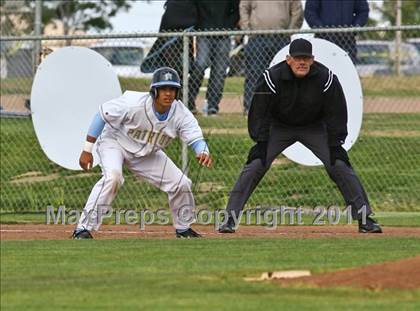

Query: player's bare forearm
[79,135,97,171]
[196,153,213,168]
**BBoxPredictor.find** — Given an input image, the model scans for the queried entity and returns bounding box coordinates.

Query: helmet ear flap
[149,87,158,98]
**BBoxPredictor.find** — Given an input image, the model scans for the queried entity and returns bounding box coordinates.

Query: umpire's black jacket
[248,61,348,147]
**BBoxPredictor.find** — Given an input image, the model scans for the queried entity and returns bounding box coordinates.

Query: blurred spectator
[188,0,240,115]
[141,0,197,81]
[240,0,303,114]
[159,0,197,31]
[305,0,369,63]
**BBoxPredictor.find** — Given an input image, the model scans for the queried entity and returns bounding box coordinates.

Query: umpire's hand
[79,151,93,171]
[196,153,213,168]
[329,146,351,167]
[246,141,268,166]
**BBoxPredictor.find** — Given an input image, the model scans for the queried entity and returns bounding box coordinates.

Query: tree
[0,0,35,36]
[362,0,420,40]
[374,0,420,27]
[45,0,132,36]
[0,0,132,36]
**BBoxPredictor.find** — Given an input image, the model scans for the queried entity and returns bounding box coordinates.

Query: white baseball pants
[76,138,195,231]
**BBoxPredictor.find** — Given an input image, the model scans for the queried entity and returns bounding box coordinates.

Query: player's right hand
[79,151,93,171]
[196,153,213,168]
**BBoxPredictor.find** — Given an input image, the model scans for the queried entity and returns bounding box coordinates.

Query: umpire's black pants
[226,122,372,221]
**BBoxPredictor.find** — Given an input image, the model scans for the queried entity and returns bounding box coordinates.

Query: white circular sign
[31,46,122,170]
[270,38,363,166]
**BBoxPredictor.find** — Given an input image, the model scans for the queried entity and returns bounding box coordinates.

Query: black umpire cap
[289,38,313,57]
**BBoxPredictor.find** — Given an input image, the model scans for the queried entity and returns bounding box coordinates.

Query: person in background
[188,0,240,115]
[304,0,369,63]
[140,0,197,83]
[240,0,303,114]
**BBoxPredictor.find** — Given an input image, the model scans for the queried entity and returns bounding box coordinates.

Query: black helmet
[150,67,181,97]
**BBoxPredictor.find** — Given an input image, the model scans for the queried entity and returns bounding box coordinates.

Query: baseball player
[72,67,212,239]
[218,38,382,234]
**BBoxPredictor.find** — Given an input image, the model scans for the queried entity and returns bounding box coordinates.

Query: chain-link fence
[1,26,420,213]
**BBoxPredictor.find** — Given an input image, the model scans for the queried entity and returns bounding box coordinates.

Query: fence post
[395,0,402,76]
[33,0,42,74]
[181,33,190,173]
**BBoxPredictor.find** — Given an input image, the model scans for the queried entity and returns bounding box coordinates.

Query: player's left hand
[196,153,212,168]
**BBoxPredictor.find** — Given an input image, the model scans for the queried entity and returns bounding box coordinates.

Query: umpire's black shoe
[71,229,93,239]
[176,228,202,238]
[358,217,382,233]
[218,217,236,233]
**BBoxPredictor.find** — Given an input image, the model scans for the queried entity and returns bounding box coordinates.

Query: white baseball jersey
[99,91,204,157]
[76,91,203,233]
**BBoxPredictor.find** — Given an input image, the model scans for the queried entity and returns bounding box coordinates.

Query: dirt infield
[2,224,419,291]
[277,255,420,290]
[1,224,420,240]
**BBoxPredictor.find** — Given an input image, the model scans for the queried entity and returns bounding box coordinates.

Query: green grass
[0,77,33,95]
[118,75,420,97]
[374,212,420,227]
[1,113,420,212]
[1,237,420,310]
[2,75,420,97]
[362,76,420,97]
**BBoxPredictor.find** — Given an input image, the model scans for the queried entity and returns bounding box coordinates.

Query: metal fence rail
[1,26,420,213]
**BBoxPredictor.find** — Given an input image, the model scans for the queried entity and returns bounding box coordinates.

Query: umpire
[219,38,382,234]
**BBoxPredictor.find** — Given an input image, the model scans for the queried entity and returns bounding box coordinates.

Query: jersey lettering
[101,92,203,156]
[127,128,173,148]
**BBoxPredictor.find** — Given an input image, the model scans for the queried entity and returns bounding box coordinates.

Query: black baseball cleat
[358,216,382,233]
[218,217,236,233]
[176,228,202,238]
[71,229,93,239]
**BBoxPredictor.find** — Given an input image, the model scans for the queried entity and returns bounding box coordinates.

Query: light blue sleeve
[190,139,209,155]
[87,112,106,138]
